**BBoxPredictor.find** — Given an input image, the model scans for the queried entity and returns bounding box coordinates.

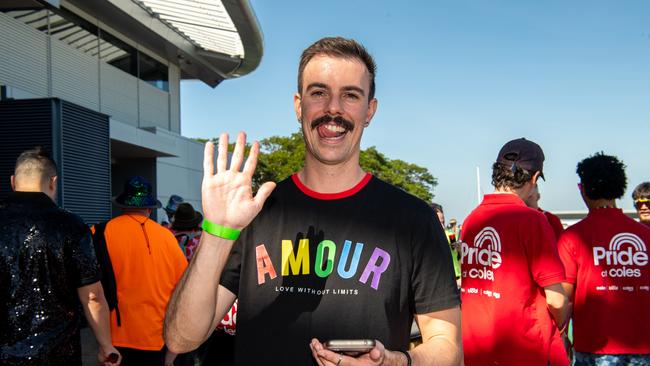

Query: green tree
[254,132,305,187]
[359,146,437,202]
[194,132,437,201]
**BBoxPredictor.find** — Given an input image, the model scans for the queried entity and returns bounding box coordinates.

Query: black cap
[497,138,545,180]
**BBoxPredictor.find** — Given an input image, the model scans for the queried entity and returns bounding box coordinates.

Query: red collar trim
[291,173,373,200]
[482,193,527,206]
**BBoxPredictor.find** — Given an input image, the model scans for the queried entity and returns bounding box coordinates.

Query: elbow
[164,325,200,354]
[165,340,188,355]
[547,294,567,311]
[165,338,199,354]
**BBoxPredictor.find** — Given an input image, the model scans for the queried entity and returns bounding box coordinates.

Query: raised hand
[202,132,276,231]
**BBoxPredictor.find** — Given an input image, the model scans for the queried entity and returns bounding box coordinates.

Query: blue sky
[181,1,650,222]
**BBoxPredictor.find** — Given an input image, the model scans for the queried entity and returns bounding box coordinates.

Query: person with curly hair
[558,153,650,365]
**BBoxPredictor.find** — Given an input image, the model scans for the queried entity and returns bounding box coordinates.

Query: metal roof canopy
[64,0,263,87]
[133,0,245,58]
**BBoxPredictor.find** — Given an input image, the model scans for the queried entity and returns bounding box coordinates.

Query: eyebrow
[305,82,366,96]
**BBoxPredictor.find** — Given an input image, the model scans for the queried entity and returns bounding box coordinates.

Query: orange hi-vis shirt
[104,214,187,350]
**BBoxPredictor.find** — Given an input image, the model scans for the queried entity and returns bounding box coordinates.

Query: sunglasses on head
[635,198,650,210]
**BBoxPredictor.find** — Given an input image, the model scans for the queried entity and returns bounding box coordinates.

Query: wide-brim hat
[171,202,203,231]
[165,194,184,214]
[112,176,162,209]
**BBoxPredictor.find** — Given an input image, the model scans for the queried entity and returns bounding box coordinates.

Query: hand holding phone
[324,339,376,355]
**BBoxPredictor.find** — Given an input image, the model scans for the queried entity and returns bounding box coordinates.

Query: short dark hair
[298,37,377,100]
[14,147,57,183]
[491,162,533,190]
[430,202,443,213]
[632,182,650,201]
[576,152,627,200]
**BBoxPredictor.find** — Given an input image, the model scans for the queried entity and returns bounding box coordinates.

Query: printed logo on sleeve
[461,227,502,281]
[593,233,648,278]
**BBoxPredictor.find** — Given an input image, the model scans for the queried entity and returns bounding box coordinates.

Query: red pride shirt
[460,193,566,366]
[558,208,650,354]
[541,209,564,240]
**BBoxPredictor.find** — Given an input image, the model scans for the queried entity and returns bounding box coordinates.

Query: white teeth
[324,124,346,133]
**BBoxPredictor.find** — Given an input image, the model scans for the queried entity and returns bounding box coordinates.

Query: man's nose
[325,94,343,115]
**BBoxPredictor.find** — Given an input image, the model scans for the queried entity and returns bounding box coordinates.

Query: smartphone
[324,339,376,354]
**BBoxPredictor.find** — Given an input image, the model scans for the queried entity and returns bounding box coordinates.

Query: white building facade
[0,0,262,222]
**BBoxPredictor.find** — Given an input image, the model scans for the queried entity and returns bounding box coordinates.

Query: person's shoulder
[148,219,177,236]
[507,204,548,223]
[56,207,89,230]
[620,214,650,237]
[368,176,431,213]
[558,217,590,245]
[273,175,297,193]
[260,175,297,208]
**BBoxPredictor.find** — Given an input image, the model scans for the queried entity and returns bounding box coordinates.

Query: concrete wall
[1,9,197,222]
[0,12,49,97]
[156,130,204,220]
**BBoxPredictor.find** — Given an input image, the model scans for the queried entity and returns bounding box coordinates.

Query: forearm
[410,307,463,366]
[81,290,113,349]
[547,303,568,329]
[409,336,462,366]
[164,233,234,353]
[544,283,569,328]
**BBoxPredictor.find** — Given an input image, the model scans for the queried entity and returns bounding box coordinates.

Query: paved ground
[81,327,99,365]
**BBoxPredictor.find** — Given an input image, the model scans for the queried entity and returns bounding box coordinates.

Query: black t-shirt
[220,174,459,365]
[0,192,100,366]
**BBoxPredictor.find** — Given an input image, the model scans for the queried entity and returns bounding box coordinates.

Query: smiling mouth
[318,123,347,139]
[311,115,354,139]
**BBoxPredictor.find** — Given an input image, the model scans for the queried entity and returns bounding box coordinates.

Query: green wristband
[202,219,241,240]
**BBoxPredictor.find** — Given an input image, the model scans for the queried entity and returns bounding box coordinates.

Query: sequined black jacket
[0,192,100,366]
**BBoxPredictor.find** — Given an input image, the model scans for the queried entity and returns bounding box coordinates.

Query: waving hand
[202,132,276,231]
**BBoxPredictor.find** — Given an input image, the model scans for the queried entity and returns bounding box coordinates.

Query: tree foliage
[195,131,437,202]
[254,132,306,187]
[359,146,437,202]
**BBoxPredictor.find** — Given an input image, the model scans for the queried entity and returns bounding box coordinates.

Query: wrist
[202,219,241,240]
[394,349,412,366]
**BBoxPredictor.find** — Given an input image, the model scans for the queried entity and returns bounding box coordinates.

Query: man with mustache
[165,37,461,366]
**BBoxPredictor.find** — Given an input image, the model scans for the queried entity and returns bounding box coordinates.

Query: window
[3,4,167,92]
[100,30,137,77]
[138,52,169,92]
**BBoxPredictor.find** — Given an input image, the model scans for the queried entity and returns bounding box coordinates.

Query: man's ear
[10,175,16,191]
[531,171,541,185]
[50,176,58,190]
[294,92,302,123]
[364,98,378,127]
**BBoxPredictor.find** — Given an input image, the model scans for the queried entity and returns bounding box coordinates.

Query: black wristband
[396,350,412,366]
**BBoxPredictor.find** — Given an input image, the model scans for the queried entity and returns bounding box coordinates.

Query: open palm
[202,132,276,231]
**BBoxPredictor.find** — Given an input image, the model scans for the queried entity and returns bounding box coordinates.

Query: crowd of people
[1,36,648,366]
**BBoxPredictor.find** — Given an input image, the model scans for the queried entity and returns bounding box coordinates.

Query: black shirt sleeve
[410,204,460,314]
[70,224,101,287]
